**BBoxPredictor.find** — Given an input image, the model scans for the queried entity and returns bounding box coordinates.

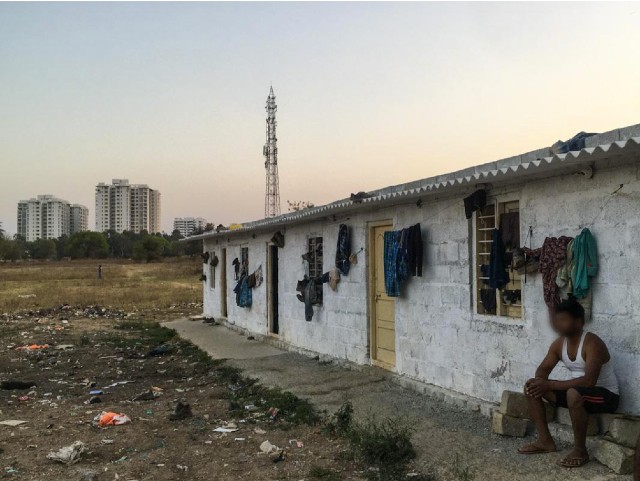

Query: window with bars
[307,237,323,303]
[475,200,522,319]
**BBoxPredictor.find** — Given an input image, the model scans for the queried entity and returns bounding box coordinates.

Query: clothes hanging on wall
[480,288,497,313]
[404,223,423,277]
[328,267,341,291]
[254,265,263,288]
[382,223,424,297]
[383,231,401,297]
[489,229,509,289]
[271,231,285,248]
[247,273,256,288]
[499,212,520,249]
[202,252,210,264]
[572,228,598,299]
[463,189,487,219]
[539,235,573,309]
[232,258,240,280]
[335,224,351,276]
[555,239,575,301]
[233,275,252,308]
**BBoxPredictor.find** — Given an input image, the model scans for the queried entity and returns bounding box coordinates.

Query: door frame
[266,243,279,336]
[367,219,394,369]
[220,248,228,318]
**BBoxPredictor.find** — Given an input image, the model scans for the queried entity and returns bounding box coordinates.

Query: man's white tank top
[561,331,619,394]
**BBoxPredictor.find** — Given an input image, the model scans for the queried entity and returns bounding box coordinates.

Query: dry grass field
[0,257,202,311]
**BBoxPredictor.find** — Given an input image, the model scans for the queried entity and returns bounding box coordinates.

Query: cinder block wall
[203,157,640,414]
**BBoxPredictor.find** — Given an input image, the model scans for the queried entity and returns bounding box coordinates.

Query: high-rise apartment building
[173,217,207,237]
[95,179,161,233]
[17,195,87,241]
[70,204,89,234]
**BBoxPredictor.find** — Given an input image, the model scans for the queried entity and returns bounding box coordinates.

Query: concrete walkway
[166,319,630,481]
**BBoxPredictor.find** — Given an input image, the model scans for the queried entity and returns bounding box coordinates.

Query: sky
[1,2,639,235]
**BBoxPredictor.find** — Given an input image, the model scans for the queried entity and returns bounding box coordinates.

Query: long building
[95,179,161,233]
[191,123,640,416]
[173,217,207,237]
[17,195,88,241]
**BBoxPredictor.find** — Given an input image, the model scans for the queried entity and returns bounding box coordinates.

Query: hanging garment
[247,273,256,288]
[463,189,487,219]
[303,279,318,321]
[572,228,598,300]
[232,258,240,280]
[556,239,575,301]
[271,231,285,248]
[405,223,423,277]
[253,265,263,288]
[480,288,497,314]
[328,267,341,291]
[335,224,351,276]
[489,229,509,289]
[233,275,252,308]
[202,252,210,264]
[539,236,573,309]
[383,231,401,297]
[500,212,520,249]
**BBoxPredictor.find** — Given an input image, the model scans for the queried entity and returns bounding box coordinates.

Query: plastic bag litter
[15,344,49,351]
[47,441,86,465]
[94,412,131,427]
[260,440,279,454]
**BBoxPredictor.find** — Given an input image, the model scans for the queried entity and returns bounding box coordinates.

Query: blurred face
[551,311,582,336]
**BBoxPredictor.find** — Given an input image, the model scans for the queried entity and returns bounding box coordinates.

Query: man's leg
[518,389,556,453]
[558,388,590,467]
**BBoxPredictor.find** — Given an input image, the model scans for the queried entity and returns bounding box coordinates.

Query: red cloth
[537,236,573,309]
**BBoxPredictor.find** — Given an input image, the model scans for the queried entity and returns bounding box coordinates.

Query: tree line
[0,228,203,262]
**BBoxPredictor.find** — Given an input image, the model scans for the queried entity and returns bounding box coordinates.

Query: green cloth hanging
[571,228,598,299]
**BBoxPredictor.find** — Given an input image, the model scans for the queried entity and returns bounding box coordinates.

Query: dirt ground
[0,308,379,481]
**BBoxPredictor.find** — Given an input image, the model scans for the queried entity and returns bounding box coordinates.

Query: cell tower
[263,86,280,218]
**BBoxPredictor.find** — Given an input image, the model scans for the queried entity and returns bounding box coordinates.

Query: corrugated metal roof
[186,136,640,241]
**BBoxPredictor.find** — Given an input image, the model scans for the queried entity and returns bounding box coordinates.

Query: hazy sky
[1,2,639,235]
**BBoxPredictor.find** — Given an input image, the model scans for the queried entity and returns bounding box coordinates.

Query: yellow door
[371,224,396,368]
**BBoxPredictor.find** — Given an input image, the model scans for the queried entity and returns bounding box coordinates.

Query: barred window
[475,200,522,319]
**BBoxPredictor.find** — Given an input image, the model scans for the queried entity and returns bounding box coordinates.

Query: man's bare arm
[534,340,562,380]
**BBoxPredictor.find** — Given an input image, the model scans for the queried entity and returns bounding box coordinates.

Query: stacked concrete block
[492,390,555,437]
[592,416,640,474]
[593,439,635,475]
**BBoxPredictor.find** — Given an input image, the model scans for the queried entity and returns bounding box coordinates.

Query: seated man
[518,298,619,468]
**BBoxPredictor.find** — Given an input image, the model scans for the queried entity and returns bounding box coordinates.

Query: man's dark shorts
[552,387,620,414]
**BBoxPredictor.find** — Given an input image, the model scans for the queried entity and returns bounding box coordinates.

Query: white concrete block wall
[202,158,640,414]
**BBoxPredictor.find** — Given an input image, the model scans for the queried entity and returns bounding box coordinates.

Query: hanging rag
[538,236,573,309]
[232,258,240,280]
[383,231,401,297]
[489,229,509,289]
[463,189,487,219]
[480,288,497,314]
[271,231,285,248]
[303,279,318,321]
[328,267,341,291]
[202,252,210,264]
[253,265,263,288]
[499,212,520,249]
[571,228,598,299]
[335,224,351,276]
[233,275,252,308]
[555,239,575,301]
[247,273,257,288]
[405,223,423,277]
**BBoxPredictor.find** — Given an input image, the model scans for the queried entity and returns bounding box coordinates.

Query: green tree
[28,238,57,259]
[66,231,109,259]
[133,234,170,261]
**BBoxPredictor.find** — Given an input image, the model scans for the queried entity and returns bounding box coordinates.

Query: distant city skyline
[1,2,640,235]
